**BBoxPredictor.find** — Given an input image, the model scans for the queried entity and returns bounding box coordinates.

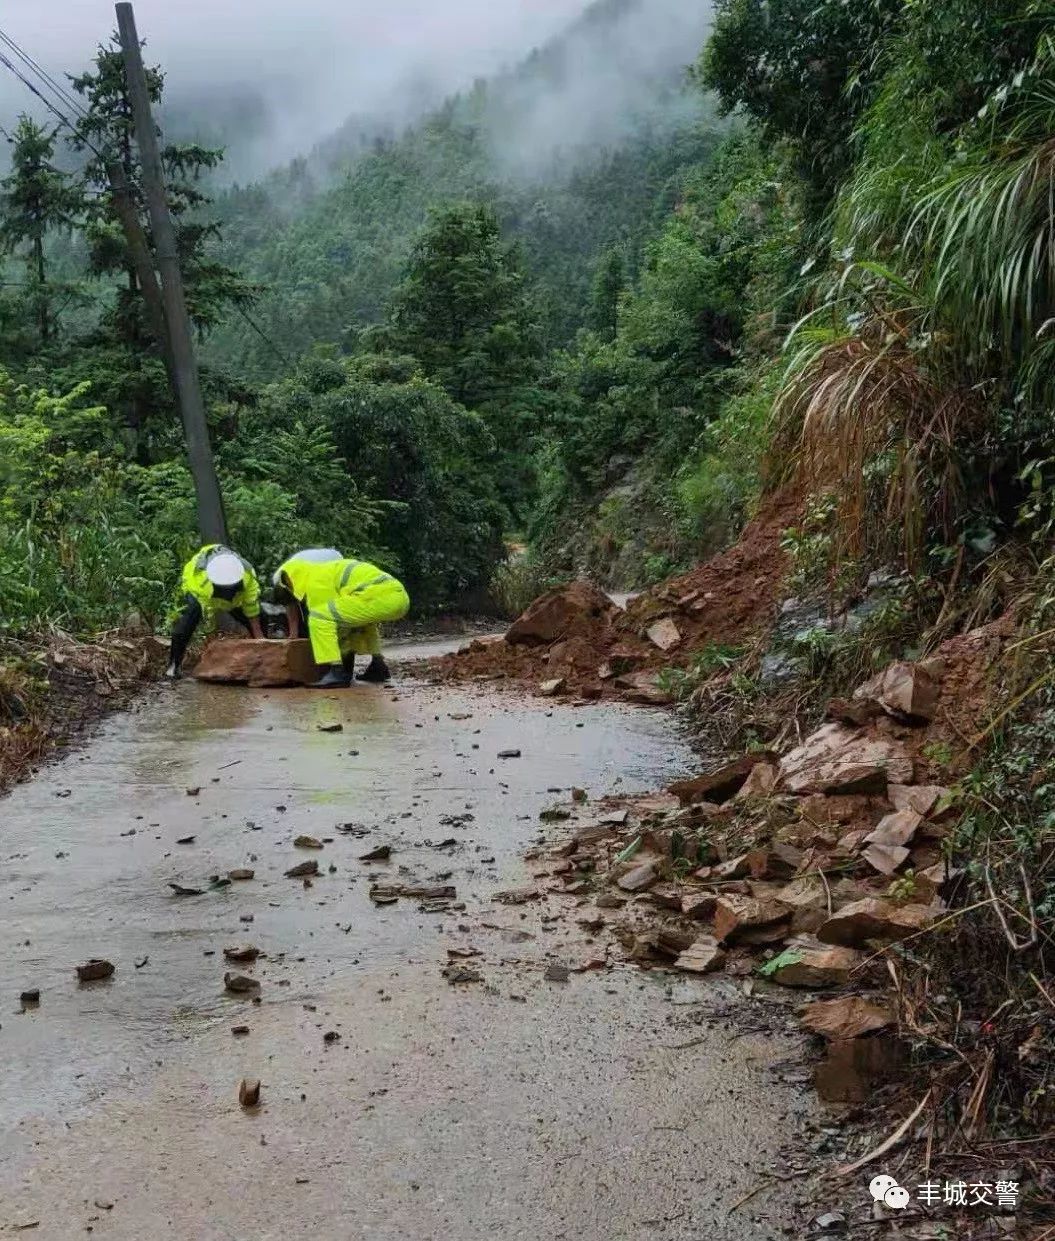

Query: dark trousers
[170,595,251,669]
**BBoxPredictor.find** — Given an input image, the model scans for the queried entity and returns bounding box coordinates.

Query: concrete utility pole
[104,157,172,376]
[115,1,227,544]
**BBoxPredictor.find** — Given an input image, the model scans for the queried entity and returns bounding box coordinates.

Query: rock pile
[527,642,1004,1094]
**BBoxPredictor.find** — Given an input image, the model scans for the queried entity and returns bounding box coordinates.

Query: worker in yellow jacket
[167,544,263,678]
[274,553,409,687]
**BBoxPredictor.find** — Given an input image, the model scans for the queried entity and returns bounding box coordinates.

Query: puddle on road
[0,675,693,1135]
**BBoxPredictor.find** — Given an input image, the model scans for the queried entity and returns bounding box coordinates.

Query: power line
[0,49,105,161]
[0,28,90,123]
[233,302,294,368]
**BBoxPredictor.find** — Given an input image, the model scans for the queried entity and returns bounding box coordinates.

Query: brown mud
[419,489,802,703]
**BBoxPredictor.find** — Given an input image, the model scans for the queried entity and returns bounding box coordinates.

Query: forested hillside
[0,0,723,629]
[3,0,1055,634]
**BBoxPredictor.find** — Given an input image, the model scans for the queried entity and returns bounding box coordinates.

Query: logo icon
[869,1175,910,1210]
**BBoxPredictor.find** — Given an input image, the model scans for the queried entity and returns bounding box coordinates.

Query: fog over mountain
[0,0,589,178]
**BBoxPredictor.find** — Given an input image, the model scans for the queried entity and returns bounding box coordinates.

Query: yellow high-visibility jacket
[180,544,261,621]
[279,555,409,664]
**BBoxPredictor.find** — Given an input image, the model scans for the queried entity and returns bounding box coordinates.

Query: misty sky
[0,0,591,174]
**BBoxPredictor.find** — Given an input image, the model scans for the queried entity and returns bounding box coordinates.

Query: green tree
[0,117,83,346]
[69,36,254,346]
[252,353,505,607]
[384,202,542,516]
[386,203,539,408]
[587,246,625,342]
[699,0,901,211]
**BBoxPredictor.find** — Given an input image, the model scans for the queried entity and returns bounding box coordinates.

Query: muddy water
[0,654,816,1239]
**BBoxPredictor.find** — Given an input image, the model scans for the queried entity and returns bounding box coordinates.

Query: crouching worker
[274,554,409,688]
[167,544,263,679]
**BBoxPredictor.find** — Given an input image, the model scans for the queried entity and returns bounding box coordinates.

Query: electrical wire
[233,302,294,367]
[0,28,90,123]
[0,41,105,161]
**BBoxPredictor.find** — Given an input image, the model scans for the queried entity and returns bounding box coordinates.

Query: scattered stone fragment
[168,882,203,897]
[316,723,343,733]
[224,972,260,994]
[285,860,319,878]
[493,886,539,905]
[539,678,566,697]
[735,761,780,799]
[228,868,255,881]
[612,670,672,705]
[238,1077,261,1108]
[359,844,392,862]
[865,809,923,849]
[442,964,482,984]
[19,988,40,1004]
[323,1030,341,1043]
[712,853,752,880]
[224,945,260,963]
[645,617,682,652]
[544,962,570,983]
[402,884,456,900]
[447,945,482,959]
[176,835,196,845]
[681,891,717,920]
[369,885,401,904]
[595,892,626,909]
[817,897,935,947]
[185,787,201,797]
[599,808,629,826]
[888,784,949,817]
[571,787,587,803]
[801,995,894,1040]
[76,959,115,982]
[861,842,910,875]
[497,749,521,759]
[617,861,659,892]
[232,1024,250,1036]
[853,660,939,722]
[294,835,323,849]
[647,883,684,911]
[539,805,571,822]
[673,936,726,974]
[713,895,791,944]
[670,755,768,805]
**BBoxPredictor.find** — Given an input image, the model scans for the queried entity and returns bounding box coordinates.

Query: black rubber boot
[312,665,352,689]
[341,653,356,679]
[357,655,391,684]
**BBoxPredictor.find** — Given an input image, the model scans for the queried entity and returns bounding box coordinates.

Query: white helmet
[206,552,244,588]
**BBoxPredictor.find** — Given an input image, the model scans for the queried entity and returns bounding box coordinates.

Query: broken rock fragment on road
[75,959,115,982]
[238,1077,261,1108]
[224,972,260,994]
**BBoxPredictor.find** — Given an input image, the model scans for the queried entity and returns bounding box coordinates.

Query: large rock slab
[777,723,913,795]
[765,940,862,988]
[816,897,934,947]
[506,580,616,647]
[193,638,321,687]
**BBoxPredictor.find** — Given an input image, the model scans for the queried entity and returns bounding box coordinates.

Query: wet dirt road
[0,648,817,1239]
